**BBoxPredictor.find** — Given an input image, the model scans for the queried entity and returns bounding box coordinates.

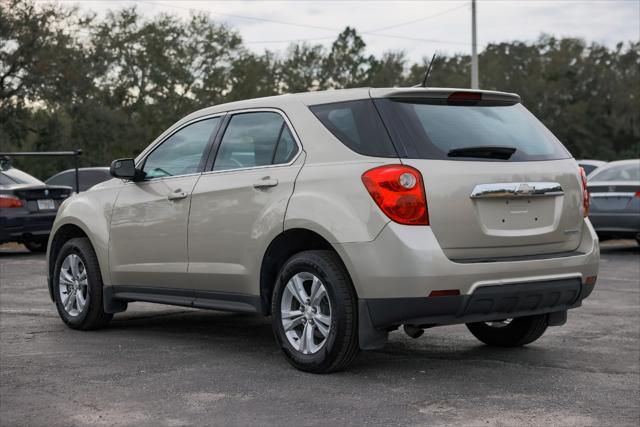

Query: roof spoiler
[369,88,521,104]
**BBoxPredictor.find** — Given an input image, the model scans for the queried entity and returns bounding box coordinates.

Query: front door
[188,110,304,296]
[109,116,222,289]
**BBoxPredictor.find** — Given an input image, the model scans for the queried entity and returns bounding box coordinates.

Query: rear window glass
[0,168,43,186]
[309,100,397,158]
[374,99,571,161]
[589,162,640,182]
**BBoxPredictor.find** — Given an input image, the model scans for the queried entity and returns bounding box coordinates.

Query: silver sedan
[587,159,640,244]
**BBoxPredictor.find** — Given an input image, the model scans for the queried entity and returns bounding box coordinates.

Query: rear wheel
[271,250,359,373]
[466,314,548,347]
[53,237,113,330]
[23,237,47,253]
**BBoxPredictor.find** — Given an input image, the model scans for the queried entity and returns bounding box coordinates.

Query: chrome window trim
[470,182,564,199]
[202,107,304,176]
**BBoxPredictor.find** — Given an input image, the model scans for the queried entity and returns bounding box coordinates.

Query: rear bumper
[334,219,599,299]
[334,219,599,350]
[0,210,57,243]
[361,278,592,330]
[588,212,640,235]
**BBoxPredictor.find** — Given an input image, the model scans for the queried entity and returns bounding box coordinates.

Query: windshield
[0,168,43,187]
[589,162,640,182]
[375,99,571,161]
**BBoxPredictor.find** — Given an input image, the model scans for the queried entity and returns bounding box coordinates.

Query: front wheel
[52,237,113,330]
[271,250,359,373]
[466,314,549,347]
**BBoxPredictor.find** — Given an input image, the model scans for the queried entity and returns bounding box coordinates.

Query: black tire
[23,237,47,253]
[271,250,359,373]
[466,314,549,347]
[52,237,113,330]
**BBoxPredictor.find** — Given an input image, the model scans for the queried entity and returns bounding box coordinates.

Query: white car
[46,87,599,373]
[577,159,607,177]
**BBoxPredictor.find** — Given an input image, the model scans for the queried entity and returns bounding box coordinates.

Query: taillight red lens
[579,167,589,217]
[362,165,429,225]
[0,194,23,208]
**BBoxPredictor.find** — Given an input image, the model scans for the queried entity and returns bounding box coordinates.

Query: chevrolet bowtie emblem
[516,183,533,195]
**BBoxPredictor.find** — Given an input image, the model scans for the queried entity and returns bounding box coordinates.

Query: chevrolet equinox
[46,88,600,373]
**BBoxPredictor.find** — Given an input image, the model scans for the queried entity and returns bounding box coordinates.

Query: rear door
[188,110,304,296]
[374,95,584,260]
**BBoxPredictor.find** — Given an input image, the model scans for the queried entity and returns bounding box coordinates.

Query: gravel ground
[0,240,638,426]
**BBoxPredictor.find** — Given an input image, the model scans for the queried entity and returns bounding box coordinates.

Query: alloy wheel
[280,272,332,355]
[58,253,89,317]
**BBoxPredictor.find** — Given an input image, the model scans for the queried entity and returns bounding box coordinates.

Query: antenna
[421,54,437,87]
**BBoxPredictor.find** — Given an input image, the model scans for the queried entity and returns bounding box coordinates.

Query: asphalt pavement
[0,241,638,426]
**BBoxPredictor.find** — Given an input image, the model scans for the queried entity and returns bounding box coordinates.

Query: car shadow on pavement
[101,305,566,375]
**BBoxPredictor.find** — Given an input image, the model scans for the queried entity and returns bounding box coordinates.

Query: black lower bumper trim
[358,278,593,349]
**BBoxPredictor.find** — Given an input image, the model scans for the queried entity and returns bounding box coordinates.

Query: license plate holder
[37,199,55,210]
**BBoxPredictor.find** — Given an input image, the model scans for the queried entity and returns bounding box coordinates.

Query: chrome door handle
[167,190,188,201]
[253,178,278,189]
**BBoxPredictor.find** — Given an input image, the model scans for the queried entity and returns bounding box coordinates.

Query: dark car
[587,159,640,244]
[0,166,73,252]
[45,167,111,192]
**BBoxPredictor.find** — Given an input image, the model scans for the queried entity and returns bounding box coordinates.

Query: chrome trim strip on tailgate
[589,192,636,198]
[470,182,564,199]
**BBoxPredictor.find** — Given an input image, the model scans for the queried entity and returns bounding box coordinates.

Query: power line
[132,0,470,45]
[363,2,468,33]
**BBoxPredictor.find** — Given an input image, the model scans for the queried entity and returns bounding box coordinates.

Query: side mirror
[110,158,143,181]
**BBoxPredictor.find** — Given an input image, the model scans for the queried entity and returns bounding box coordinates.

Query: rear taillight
[0,194,23,208]
[362,165,429,225]
[579,167,589,217]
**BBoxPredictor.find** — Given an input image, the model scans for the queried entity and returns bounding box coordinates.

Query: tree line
[1,0,638,179]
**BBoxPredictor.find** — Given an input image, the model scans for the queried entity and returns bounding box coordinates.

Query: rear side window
[310,100,397,158]
[374,99,571,161]
[80,170,111,190]
[46,172,73,188]
[213,112,299,171]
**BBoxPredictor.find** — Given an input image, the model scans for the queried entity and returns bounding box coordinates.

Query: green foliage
[1,1,638,179]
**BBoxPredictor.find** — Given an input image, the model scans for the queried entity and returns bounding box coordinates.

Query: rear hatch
[373,89,584,260]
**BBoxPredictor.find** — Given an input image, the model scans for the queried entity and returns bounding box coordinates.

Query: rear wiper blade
[447,146,516,160]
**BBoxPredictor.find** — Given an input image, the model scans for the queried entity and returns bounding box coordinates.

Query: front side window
[143,117,220,180]
[213,112,299,171]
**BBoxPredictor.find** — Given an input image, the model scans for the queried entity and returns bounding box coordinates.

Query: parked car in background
[587,159,640,244]
[1,165,73,252]
[46,87,599,373]
[577,159,607,177]
[45,167,111,192]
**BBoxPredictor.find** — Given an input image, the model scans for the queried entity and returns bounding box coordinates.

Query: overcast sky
[57,0,639,62]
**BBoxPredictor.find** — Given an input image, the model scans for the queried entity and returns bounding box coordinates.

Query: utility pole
[471,0,479,89]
